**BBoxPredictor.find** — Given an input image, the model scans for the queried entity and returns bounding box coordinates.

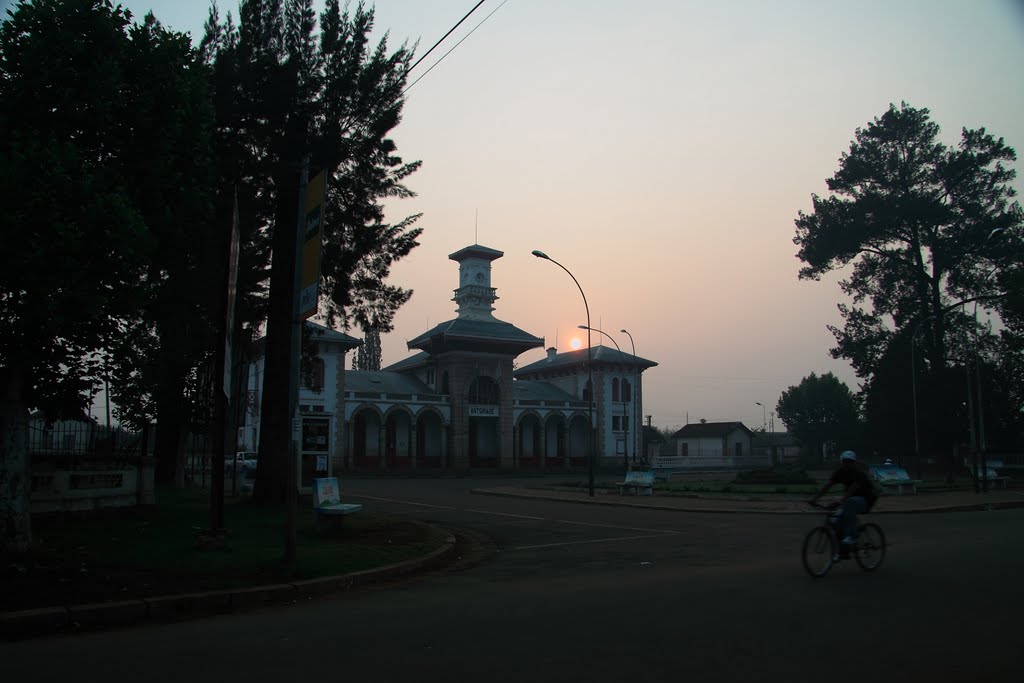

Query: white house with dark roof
[241,243,659,480]
[657,421,771,471]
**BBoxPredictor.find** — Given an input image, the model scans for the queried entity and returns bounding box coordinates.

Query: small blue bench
[869,465,921,495]
[312,477,362,527]
[617,470,655,496]
[963,459,1010,490]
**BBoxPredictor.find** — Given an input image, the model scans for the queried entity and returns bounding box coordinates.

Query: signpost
[286,162,327,563]
[298,170,327,320]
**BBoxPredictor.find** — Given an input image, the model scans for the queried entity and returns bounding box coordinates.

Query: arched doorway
[468,376,500,467]
[544,414,566,469]
[568,413,590,466]
[352,408,382,470]
[384,409,413,469]
[517,412,543,468]
[416,409,445,468]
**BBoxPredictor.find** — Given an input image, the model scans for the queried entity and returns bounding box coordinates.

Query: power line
[407,1,487,75]
[404,0,511,95]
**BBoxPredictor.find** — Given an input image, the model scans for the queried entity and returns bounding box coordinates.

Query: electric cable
[404,0,511,95]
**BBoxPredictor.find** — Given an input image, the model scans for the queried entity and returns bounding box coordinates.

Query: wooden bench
[869,465,922,495]
[312,477,362,528]
[616,470,655,496]
[964,459,1010,490]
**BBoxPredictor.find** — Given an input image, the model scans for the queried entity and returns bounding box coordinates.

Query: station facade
[242,244,657,484]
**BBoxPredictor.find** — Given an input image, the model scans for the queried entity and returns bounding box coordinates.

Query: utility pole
[285,158,310,563]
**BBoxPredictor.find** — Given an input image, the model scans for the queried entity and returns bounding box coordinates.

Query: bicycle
[802,501,886,578]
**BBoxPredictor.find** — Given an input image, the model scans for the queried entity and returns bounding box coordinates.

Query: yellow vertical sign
[299,170,327,320]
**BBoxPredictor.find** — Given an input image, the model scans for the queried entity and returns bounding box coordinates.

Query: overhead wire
[406,0,487,75]
[404,0,512,95]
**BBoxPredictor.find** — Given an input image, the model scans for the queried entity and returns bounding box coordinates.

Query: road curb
[0,524,457,642]
[470,488,1024,515]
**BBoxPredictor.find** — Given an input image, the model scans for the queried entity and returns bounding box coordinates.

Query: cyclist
[808,450,877,559]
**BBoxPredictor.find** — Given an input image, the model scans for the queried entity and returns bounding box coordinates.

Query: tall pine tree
[202,0,422,502]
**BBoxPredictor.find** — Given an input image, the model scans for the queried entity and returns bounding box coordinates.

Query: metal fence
[28,419,156,512]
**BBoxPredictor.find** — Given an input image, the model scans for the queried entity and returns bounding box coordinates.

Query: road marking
[511,534,672,551]
[464,509,546,520]
[352,495,456,510]
[557,519,680,535]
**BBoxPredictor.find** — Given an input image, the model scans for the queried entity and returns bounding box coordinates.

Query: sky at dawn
[25,0,1024,432]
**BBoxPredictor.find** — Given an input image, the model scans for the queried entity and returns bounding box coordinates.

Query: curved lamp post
[755,402,766,432]
[621,329,638,465]
[532,250,594,497]
[579,324,627,471]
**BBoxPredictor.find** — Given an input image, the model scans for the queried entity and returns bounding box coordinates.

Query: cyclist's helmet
[840,450,857,462]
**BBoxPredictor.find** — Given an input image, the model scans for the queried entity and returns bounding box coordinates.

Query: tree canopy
[0,0,427,549]
[0,0,213,550]
[775,372,860,464]
[200,0,422,502]
[794,103,1024,455]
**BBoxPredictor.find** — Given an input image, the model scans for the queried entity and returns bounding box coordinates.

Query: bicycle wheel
[802,526,837,577]
[854,523,886,571]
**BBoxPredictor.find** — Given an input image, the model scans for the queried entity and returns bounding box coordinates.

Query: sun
[570,338,582,350]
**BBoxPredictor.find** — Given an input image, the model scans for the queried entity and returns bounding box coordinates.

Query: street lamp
[755,402,766,432]
[621,329,637,466]
[579,324,627,471]
[533,250,594,497]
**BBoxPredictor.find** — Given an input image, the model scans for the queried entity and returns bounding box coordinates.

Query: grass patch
[2,486,448,612]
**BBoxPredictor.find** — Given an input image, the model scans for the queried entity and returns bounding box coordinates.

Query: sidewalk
[471,484,1024,514]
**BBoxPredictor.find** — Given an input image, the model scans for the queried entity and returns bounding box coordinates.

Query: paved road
[3,476,1020,683]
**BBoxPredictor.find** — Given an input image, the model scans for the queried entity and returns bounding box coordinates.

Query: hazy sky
[21,0,1024,431]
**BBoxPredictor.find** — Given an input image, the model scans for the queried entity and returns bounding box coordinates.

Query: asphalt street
[2,476,1020,683]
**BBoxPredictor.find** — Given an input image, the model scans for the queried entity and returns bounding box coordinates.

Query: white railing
[652,454,772,470]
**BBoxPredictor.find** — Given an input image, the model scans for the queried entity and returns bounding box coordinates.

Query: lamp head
[531,250,549,259]
[577,324,590,330]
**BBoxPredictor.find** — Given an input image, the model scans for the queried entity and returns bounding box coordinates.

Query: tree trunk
[254,166,301,504]
[153,350,187,486]
[0,366,31,554]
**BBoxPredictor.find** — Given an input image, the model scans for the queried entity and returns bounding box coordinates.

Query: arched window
[622,379,632,403]
[611,378,620,402]
[468,376,500,405]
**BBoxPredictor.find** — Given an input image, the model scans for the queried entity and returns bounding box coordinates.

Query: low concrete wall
[30,455,156,513]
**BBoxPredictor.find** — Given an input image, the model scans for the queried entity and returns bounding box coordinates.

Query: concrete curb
[470,487,1024,515]
[0,525,457,642]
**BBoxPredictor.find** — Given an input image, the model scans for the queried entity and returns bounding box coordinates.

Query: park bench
[963,458,1010,490]
[869,464,922,495]
[312,477,362,528]
[616,470,655,496]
